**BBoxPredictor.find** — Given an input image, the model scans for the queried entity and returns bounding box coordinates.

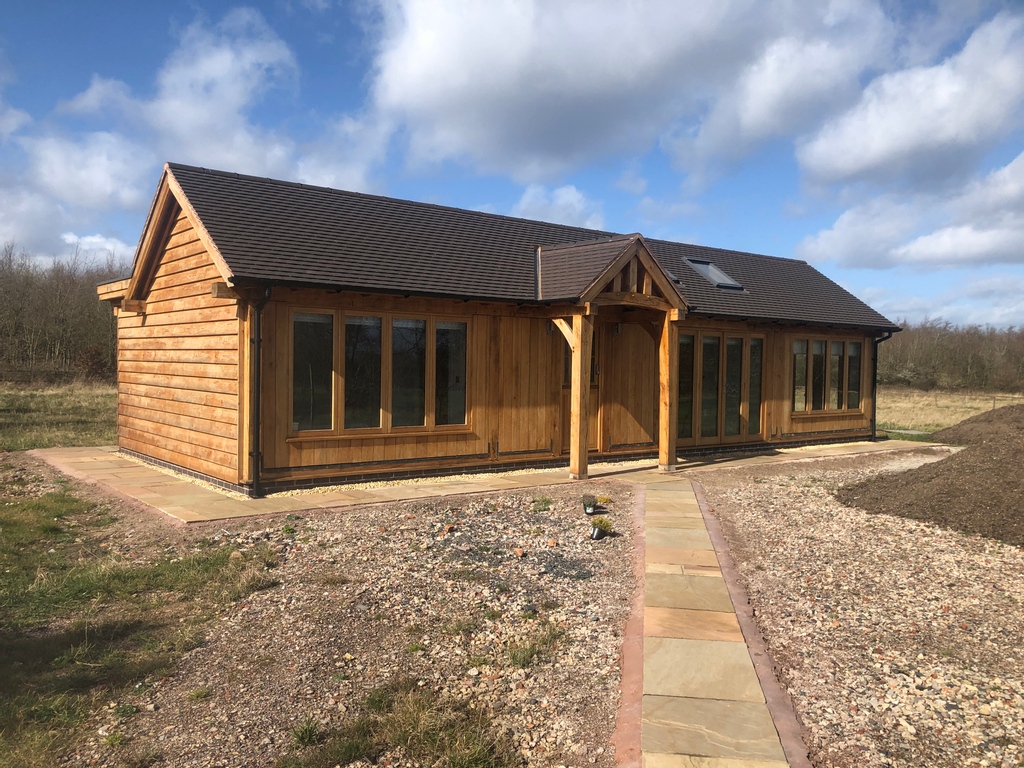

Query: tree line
[1,240,1022,391]
[878,320,1024,392]
[0,242,127,382]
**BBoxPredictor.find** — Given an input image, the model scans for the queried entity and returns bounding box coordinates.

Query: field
[876,385,1024,434]
[0,382,117,451]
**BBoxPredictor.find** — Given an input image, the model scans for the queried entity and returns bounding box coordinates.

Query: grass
[0,382,117,451]
[876,385,1024,436]
[275,678,517,768]
[0,481,281,767]
[506,622,562,668]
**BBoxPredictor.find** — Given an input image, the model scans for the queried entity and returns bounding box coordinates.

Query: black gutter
[250,287,272,497]
[871,329,896,440]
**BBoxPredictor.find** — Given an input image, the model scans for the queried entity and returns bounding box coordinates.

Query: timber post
[568,312,595,479]
[658,311,679,471]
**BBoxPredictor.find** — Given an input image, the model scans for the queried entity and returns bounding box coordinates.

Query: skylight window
[685,259,743,290]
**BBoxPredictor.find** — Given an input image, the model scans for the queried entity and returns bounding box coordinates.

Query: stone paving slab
[644,607,743,643]
[644,637,765,702]
[642,696,787,762]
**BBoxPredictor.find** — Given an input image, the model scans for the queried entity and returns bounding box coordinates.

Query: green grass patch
[0,483,281,766]
[0,382,117,451]
[506,622,562,668]
[276,678,516,768]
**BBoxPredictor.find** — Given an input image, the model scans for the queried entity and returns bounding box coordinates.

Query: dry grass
[0,382,117,451]
[877,386,1024,434]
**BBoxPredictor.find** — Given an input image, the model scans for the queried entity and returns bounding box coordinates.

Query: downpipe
[871,330,895,440]
[250,287,272,497]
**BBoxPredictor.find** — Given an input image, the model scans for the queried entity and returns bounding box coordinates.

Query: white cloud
[615,169,647,196]
[371,0,816,180]
[800,149,1024,269]
[686,0,894,167]
[20,132,154,209]
[512,184,604,229]
[61,232,134,260]
[866,274,1024,327]
[0,56,29,140]
[294,112,394,192]
[798,13,1024,185]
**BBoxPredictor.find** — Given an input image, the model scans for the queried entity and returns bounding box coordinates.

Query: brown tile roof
[167,163,899,331]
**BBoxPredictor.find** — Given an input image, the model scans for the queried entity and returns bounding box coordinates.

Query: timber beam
[658,312,679,471]
[568,313,594,480]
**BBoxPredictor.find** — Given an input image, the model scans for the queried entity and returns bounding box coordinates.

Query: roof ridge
[167,162,619,240]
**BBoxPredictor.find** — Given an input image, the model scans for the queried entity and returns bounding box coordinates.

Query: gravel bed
[701,450,1024,768]
[65,483,637,768]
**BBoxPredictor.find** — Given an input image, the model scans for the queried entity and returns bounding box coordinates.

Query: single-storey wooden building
[97,163,899,496]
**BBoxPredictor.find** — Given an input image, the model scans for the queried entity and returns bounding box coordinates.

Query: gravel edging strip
[693,478,813,768]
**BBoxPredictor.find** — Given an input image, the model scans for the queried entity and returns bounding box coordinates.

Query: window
[292,312,334,431]
[435,321,468,425]
[748,338,763,435]
[344,316,382,429]
[291,311,469,435]
[792,337,864,413]
[677,334,695,439]
[686,258,743,290]
[700,336,720,438]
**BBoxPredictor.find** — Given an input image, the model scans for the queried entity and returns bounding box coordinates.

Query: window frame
[287,309,472,440]
[288,307,340,435]
[790,335,866,416]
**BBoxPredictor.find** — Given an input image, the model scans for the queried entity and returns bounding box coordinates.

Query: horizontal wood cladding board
[118,381,238,410]
[119,435,237,481]
[118,306,239,328]
[118,335,239,351]
[118,360,238,381]
[119,403,236,439]
[170,212,192,235]
[154,248,219,279]
[118,415,238,456]
[118,348,239,366]
[285,432,487,468]
[118,392,236,424]
[119,370,239,396]
[117,318,240,338]
[140,294,238,316]
[146,274,226,304]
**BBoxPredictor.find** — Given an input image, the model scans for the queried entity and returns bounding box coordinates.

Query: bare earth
[702,448,1024,768]
[54,472,638,768]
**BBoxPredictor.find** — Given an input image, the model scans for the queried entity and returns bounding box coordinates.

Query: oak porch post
[658,311,679,471]
[568,312,594,480]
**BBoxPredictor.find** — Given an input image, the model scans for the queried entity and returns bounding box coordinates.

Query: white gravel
[701,450,1024,768]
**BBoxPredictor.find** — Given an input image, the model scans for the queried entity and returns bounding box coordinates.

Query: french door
[678,332,764,446]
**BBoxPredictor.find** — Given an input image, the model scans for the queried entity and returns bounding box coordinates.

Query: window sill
[791,408,865,418]
[286,425,474,443]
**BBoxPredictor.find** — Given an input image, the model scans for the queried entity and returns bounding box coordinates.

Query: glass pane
[811,340,826,411]
[748,338,763,435]
[563,339,571,386]
[392,318,426,427]
[847,342,862,410]
[792,340,807,411]
[292,313,333,431]
[829,341,845,409]
[435,321,467,425]
[724,338,742,436]
[344,316,381,429]
[677,334,694,439]
[701,336,720,438]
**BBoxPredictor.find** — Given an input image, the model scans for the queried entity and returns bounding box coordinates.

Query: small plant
[406,642,425,653]
[590,516,614,540]
[483,608,503,620]
[104,731,126,747]
[114,703,140,719]
[291,714,324,748]
[282,524,296,536]
[597,496,612,504]
[581,494,598,512]
[531,496,553,512]
[187,687,211,701]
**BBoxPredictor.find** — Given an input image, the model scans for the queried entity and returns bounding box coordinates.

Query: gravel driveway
[701,449,1024,768]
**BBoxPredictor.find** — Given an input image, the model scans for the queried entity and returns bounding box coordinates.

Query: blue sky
[2,1,1023,326]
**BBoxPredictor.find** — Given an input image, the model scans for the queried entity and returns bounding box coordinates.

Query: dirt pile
[838,405,1024,546]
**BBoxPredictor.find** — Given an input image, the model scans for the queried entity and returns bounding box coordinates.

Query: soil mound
[932,403,1024,446]
[838,406,1024,546]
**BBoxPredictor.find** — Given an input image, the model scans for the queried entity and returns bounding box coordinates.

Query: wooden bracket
[211,282,241,300]
[551,318,574,347]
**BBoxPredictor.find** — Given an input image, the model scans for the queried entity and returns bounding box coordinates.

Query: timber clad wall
[116,212,242,484]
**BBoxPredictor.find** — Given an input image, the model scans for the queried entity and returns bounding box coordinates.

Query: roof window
[685,258,743,290]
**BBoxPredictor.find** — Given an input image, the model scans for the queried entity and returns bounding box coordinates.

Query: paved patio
[32,440,934,767]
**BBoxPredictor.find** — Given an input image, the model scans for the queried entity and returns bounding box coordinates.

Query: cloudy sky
[2,0,1023,326]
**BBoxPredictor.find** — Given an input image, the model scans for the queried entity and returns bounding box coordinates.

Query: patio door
[679,332,764,446]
